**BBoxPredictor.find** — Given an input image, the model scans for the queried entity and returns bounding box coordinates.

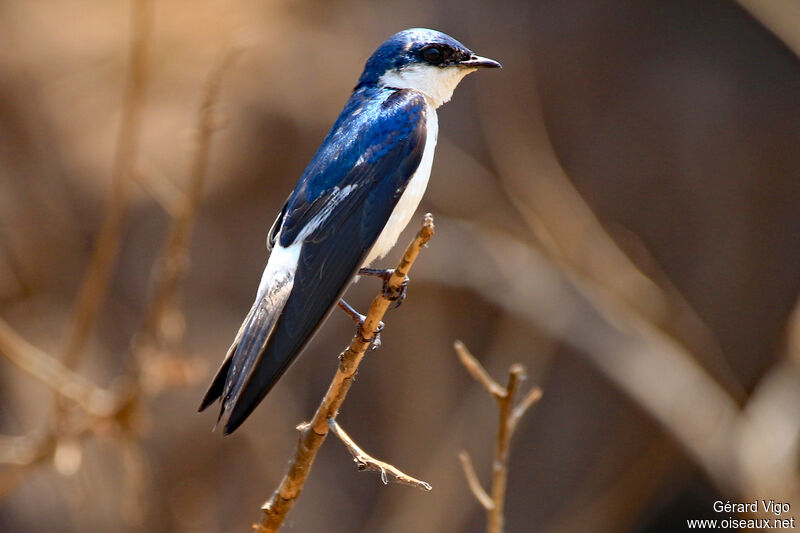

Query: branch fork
[455,340,543,533]
[328,418,431,491]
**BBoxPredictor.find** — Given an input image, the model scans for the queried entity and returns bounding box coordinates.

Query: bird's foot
[338,298,384,349]
[358,268,409,309]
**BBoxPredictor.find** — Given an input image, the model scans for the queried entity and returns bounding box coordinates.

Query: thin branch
[458,451,494,511]
[0,438,54,500]
[0,0,152,506]
[0,419,95,500]
[136,44,245,351]
[327,419,431,491]
[456,342,542,533]
[0,318,116,416]
[432,220,742,491]
[454,340,506,399]
[488,365,523,533]
[0,435,47,466]
[61,0,152,367]
[133,168,186,218]
[258,214,435,533]
[509,386,542,433]
[0,12,241,508]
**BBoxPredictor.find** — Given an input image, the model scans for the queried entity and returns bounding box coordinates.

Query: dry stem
[0,318,116,416]
[257,214,435,532]
[61,0,153,367]
[137,45,244,350]
[458,451,493,511]
[456,341,542,533]
[327,419,431,491]
[0,0,152,500]
[454,340,505,399]
[0,13,240,506]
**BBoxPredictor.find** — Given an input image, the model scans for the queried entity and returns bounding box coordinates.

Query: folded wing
[199,88,428,434]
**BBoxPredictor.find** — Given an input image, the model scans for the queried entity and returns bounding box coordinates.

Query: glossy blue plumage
[222,90,427,433]
[200,28,498,434]
[357,28,472,87]
[201,85,428,433]
[280,86,427,247]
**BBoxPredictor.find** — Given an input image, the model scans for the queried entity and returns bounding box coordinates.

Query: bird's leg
[337,298,383,349]
[357,268,409,309]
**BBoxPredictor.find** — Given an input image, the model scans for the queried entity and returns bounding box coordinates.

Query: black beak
[459,54,502,69]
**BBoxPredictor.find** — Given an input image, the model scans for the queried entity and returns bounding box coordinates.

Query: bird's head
[357,28,501,108]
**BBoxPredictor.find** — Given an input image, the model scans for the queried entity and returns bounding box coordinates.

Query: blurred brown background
[1,1,799,532]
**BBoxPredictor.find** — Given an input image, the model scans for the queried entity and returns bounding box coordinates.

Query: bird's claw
[358,268,410,309]
[387,276,409,309]
[370,321,385,350]
[338,299,384,349]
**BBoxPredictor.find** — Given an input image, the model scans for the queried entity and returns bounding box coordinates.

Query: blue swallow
[199,28,500,434]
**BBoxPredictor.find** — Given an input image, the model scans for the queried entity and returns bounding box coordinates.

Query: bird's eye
[422,46,443,65]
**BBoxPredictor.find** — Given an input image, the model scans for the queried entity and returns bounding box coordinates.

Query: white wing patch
[255,183,358,296]
[256,239,300,299]
[294,184,358,243]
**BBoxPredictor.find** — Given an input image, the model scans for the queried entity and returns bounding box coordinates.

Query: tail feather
[198,355,232,413]
[221,235,366,434]
[197,241,297,432]
[218,267,294,429]
[221,300,282,411]
[221,288,348,435]
[202,193,375,434]
[198,305,255,412]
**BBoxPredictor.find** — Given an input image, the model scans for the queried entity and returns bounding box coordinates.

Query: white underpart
[378,63,477,108]
[256,237,299,299]
[359,64,475,265]
[362,99,438,267]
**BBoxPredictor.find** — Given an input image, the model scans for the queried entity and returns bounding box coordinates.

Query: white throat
[378,64,476,108]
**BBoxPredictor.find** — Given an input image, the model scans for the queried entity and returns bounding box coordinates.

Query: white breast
[363,99,438,266]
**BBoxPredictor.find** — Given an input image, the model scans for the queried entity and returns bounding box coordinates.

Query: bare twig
[0,418,97,500]
[0,434,49,467]
[510,386,543,433]
[424,220,741,489]
[458,451,493,511]
[0,318,116,416]
[0,437,55,500]
[0,1,152,505]
[137,45,245,351]
[489,364,522,533]
[133,44,245,398]
[454,340,505,399]
[258,214,435,532]
[0,7,242,509]
[456,341,542,533]
[61,0,152,367]
[134,168,186,218]
[327,419,431,491]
